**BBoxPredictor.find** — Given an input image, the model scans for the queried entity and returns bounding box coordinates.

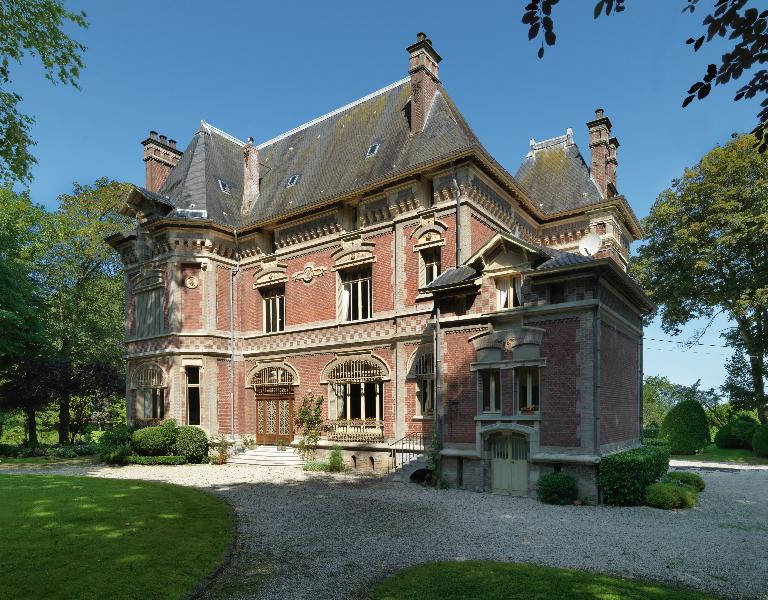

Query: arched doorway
[489,433,529,496]
[252,366,294,445]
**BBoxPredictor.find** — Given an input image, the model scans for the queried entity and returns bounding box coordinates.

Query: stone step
[227,445,305,467]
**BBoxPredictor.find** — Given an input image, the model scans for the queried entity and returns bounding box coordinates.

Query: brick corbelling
[600,323,640,444]
[537,318,582,447]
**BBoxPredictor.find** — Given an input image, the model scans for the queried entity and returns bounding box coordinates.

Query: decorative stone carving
[291,264,328,284]
[184,276,199,289]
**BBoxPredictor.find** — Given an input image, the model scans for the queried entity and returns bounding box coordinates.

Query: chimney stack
[406,32,442,134]
[142,130,183,192]
[586,108,617,198]
[242,136,260,218]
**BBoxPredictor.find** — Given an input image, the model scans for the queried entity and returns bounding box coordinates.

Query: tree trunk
[748,354,767,424]
[25,406,38,447]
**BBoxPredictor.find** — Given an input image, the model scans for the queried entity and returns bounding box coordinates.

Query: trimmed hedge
[598,444,670,506]
[642,423,660,439]
[537,472,578,505]
[663,471,705,492]
[646,482,698,509]
[127,455,187,465]
[173,426,208,463]
[715,415,759,450]
[132,421,178,456]
[752,424,768,458]
[659,400,709,455]
[97,425,134,464]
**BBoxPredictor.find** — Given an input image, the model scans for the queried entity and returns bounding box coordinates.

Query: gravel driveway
[2,461,766,599]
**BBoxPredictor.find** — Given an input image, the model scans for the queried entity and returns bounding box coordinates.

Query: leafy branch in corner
[521,0,768,152]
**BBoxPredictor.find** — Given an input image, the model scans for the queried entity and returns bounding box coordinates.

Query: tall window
[517,367,540,414]
[497,276,521,310]
[135,363,166,420]
[479,369,501,413]
[186,366,201,425]
[414,352,435,416]
[135,288,163,337]
[340,267,372,322]
[263,285,285,333]
[421,247,441,286]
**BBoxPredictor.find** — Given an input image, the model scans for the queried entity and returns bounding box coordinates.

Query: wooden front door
[256,395,293,445]
[490,434,529,496]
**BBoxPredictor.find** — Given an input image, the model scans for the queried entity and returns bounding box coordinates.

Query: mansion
[107,33,653,496]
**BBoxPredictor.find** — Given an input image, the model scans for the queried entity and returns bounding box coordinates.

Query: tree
[36,178,131,443]
[0,1,88,184]
[521,1,768,151]
[68,362,124,441]
[643,375,677,426]
[631,134,768,422]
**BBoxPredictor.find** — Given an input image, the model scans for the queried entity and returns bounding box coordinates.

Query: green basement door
[490,434,529,496]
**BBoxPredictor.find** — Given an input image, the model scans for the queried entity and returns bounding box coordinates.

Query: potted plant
[277,439,287,452]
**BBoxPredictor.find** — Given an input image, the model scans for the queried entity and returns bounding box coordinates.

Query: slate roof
[515,131,604,214]
[142,79,481,228]
[535,251,595,271]
[424,265,478,290]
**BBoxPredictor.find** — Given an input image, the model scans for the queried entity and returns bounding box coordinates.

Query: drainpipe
[451,164,461,267]
[434,306,443,443]
[229,228,241,450]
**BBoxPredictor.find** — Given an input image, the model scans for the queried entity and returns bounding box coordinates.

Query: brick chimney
[606,136,619,195]
[586,109,613,198]
[407,32,442,134]
[242,136,260,217]
[142,131,182,192]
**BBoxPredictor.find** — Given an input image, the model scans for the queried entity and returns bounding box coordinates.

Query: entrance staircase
[227,445,305,467]
[386,432,428,482]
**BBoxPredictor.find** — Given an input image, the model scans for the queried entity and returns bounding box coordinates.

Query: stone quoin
[107,33,653,497]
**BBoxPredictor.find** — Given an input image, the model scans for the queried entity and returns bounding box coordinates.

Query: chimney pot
[159,134,168,144]
[149,131,158,140]
[595,108,604,118]
[168,139,176,148]
[143,130,182,192]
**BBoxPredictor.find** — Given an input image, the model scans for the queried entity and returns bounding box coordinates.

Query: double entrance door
[490,434,529,496]
[256,395,293,445]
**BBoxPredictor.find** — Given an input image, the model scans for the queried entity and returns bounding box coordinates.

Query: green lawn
[0,475,233,600]
[0,455,97,467]
[372,561,716,600]
[673,444,768,465]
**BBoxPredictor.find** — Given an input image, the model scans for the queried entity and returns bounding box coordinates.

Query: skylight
[366,143,380,158]
[217,179,231,194]
[286,174,300,188]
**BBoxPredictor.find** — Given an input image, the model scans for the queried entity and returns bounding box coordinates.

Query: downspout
[434,307,443,443]
[451,164,461,267]
[229,228,241,450]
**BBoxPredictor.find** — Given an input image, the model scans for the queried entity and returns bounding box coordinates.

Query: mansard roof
[132,78,482,228]
[515,129,604,214]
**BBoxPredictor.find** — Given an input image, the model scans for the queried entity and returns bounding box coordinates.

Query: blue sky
[10,1,753,391]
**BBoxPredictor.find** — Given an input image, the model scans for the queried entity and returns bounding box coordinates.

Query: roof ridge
[526,128,575,158]
[256,77,410,149]
[199,121,246,147]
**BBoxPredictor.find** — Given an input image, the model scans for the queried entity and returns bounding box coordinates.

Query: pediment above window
[131,268,164,294]
[331,238,376,270]
[253,261,288,289]
[411,219,447,251]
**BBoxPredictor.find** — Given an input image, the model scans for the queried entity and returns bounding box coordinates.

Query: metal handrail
[388,431,427,471]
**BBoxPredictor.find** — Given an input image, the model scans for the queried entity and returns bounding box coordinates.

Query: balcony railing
[325,419,384,443]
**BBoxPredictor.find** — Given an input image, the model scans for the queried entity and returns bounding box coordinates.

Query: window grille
[134,363,165,389]
[327,359,383,383]
[252,366,294,395]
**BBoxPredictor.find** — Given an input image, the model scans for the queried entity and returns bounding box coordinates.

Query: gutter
[229,228,241,449]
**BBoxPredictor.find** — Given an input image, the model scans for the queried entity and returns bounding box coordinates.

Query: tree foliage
[0,0,88,183]
[521,1,768,152]
[631,134,768,422]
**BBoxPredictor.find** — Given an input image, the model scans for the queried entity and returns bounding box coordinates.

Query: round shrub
[663,471,705,492]
[132,421,178,456]
[715,415,759,449]
[97,425,134,463]
[646,482,698,509]
[643,422,660,439]
[537,472,578,505]
[752,424,768,458]
[173,426,208,463]
[599,445,670,506]
[659,400,709,455]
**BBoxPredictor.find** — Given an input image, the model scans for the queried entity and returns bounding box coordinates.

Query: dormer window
[365,143,380,158]
[497,276,521,310]
[286,174,300,188]
[217,179,231,194]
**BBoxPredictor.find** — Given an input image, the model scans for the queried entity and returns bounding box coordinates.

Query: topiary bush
[752,424,768,457]
[328,445,345,472]
[173,426,208,463]
[659,400,710,455]
[127,455,187,465]
[537,472,578,505]
[715,414,760,449]
[663,471,705,492]
[598,444,670,506]
[646,482,698,509]
[132,421,178,456]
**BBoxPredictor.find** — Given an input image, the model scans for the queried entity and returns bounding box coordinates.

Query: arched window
[133,363,166,420]
[326,357,385,441]
[252,366,294,395]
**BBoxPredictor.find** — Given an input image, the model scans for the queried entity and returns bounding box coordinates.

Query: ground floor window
[143,388,165,419]
[334,382,383,421]
[413,351,435,417]
[186,366,201,425]
[516,367,540,414]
